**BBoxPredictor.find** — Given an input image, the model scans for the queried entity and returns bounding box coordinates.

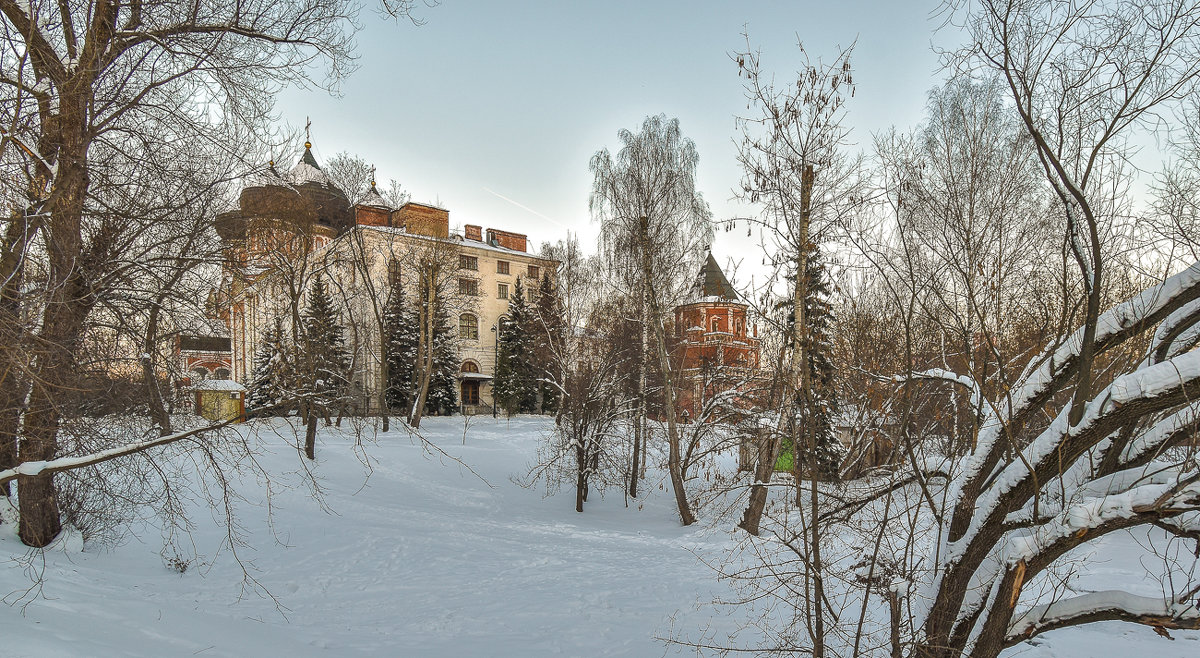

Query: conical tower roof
[359,179,390,210]
[692,252,738,301]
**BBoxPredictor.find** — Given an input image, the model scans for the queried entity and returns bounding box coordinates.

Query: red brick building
[672,253,763,420]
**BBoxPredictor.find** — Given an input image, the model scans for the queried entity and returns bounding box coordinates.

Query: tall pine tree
[385,278,459,416]
[303,277,351,415]
[492,277,538,414]
[532,272,565,414]
[424,301,460,416]
[383,281,419,413]
[777,244,843,479]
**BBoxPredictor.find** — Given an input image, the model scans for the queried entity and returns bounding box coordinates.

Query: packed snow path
[1,416,1197,656]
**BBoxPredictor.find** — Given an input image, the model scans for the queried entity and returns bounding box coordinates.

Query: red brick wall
[396,203,449,238]
[355,205,390,227]
[485,228,527,252]
[464,224,482,241]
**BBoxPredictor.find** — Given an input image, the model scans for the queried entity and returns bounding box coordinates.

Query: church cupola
[354,170,393,227]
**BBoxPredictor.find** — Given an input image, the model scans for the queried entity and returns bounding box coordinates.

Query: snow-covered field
[0,416,1196,656]
[0,417,747,656]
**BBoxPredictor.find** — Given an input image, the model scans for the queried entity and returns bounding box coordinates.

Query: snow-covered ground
[0,416,1195,656]
[0,417,748,656]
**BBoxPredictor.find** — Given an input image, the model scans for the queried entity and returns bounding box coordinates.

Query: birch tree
[589,114,713,525]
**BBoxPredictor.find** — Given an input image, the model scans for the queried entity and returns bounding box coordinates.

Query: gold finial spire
[304,116,312,149]
[370,164,377,188]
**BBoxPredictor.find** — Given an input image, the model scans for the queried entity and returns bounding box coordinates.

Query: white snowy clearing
[0,416,1196,656]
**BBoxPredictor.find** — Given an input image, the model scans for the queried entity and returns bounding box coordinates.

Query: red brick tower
[673,252,761,420]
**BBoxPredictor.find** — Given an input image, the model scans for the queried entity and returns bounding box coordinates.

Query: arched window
[214,368,231,380]
[710,316,721,333]
[459,313,479,340]
[461,360,480,374]
[191,366,209,381]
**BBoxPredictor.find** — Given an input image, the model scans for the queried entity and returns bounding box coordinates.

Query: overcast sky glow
[278,1,957,282]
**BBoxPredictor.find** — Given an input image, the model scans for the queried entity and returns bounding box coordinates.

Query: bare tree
[0,0,427,547]
[900,2,1200,654]
[590,114,713,526]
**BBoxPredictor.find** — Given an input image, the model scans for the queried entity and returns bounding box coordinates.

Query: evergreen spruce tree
[423,302,460,415]
[383,281,419,413]
[802,244,842,479]
[492,277,538,414]
[532,272,565,414]
[246,316,290,414]
[303,277,351,414]
[778,245,843,479]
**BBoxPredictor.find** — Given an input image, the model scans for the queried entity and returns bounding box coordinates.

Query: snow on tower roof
[290,141,335,188]
[249,159,290,188]
[359,180,390,210]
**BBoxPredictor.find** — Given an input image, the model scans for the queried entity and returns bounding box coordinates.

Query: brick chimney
[484,228,528,252]
[464,224,482,241]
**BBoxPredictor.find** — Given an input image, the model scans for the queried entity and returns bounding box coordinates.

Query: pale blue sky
[279,1,956,274]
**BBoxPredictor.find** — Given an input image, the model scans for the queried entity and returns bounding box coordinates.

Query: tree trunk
[738,426,782,535]
[409,274,436,429]
[304,407,318,460]
[142,303,172,437]
[628,301,645,498]
[0,214,35,496]
[575,438,587,513]
[19,104,93,547]
[640,217,695,526]
[20,297,88,546]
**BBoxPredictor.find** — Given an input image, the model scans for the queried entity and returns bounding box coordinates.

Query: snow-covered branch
[0,421,234,487]
[876,367,982,411]
[1007,591,1200,645]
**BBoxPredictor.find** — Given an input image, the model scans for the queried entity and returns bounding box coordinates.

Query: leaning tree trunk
[741,165,814,536]
[738,425,783,535]
[639,216,695,526]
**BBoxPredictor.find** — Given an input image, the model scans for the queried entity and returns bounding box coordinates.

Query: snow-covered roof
[356,225,554,261]
[249,162,290,188]
[289,143,339,191]
[292,161,331,187]
[192,379,246,392]
[359,184,391,210]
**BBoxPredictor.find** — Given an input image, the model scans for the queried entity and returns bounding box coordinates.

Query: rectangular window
[459,255,478,271]
[459,314,479,340]
[497,260,510,275]
[458,278,478,296]
[498,283,509,299]
[528,265,540,280]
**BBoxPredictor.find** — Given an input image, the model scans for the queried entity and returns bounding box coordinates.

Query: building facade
[212,140,556,414]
